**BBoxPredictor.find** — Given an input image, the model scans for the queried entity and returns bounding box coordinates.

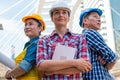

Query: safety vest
[15,48,42,80]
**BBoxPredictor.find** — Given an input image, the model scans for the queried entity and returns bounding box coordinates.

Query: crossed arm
[86,30,117,70]
[37,58,91,75]
[37,35,92,75]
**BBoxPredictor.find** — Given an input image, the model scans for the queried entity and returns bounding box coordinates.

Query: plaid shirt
[82,29,117,80]
[36,30,89,80]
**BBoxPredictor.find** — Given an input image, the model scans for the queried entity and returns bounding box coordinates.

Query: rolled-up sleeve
[86,30,117,63]
[19,42,37,72]
[19,60,32,72]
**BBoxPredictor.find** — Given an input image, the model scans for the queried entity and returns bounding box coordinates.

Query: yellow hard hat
[22,13,46,32]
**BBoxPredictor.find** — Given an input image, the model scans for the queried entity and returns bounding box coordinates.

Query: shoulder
[39,35,51,42]
[40,35,49,39]
[83,29,97,34]
[27,36,39,46]
[83,29,102,37]
[71,32,85,37]
[71,33,85,41]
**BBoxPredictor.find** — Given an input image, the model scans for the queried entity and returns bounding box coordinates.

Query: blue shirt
[19,36,39,72]
[82,29,117,80]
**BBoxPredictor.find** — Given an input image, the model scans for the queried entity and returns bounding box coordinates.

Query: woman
[5,13,46,80]
[36,2,92,80]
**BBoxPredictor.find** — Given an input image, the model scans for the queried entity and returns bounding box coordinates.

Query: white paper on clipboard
[52,45,76,60]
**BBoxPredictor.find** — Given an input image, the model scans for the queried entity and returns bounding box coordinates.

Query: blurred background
[0,0,120,79]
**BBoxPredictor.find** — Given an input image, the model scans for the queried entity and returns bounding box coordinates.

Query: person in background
[36,2,92,80]
[79,8,117,80]
[5,13,46,80]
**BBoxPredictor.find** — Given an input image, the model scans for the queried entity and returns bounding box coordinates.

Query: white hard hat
[49,1,71,17]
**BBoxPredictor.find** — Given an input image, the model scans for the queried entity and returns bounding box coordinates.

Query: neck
[55,26,67,38]
[29,35,38,39]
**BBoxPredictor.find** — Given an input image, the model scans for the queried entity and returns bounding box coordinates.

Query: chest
[47,36,80,50]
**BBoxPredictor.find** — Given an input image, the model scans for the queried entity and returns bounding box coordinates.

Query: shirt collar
[50,29,72,37]
[24,36,39,48]
[82,28,90,33]
[29,36,39,44]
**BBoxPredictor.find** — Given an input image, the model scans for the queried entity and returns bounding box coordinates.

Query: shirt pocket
[68,39,78,48]
[47,42,56,59]
[68,40,79,59]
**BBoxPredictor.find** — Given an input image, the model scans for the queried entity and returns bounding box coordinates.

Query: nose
[98,19,101,23]
[24,25,30,30]
[59,12,63,16]
[97,19,100,21]
[25,24,30,28]
[97,17,101,22]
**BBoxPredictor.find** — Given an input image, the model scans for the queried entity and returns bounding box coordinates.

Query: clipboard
[52,45,76,60]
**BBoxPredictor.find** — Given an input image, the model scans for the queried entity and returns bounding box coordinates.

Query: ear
[51,16,54,22]
[68,16,70,22]
[38,26,43,32]
[83,18,88,25]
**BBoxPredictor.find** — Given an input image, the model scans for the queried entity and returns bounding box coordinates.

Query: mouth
[97,22,101,25]
[25,29,31,33]
[58,18,65,21]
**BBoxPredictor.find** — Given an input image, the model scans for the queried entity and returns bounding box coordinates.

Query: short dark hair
[83,12,91,19]
[82,12,93,27]
[31,18,42,27]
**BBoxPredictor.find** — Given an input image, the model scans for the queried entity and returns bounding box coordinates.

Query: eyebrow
[53,9,68,12]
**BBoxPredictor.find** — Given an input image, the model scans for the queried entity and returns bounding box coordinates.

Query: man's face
[83,12,101,30]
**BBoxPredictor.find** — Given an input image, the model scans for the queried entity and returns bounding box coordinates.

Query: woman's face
[24,19,42,39]
[51,9,70,28]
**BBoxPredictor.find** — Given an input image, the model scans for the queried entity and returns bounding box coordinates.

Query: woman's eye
[29,23,33,25]
[54,11,59,14]
[25,23,33,26]
[63,11,67,14]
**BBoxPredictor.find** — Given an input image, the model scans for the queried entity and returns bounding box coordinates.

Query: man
[36,2,92,80]
[79,8,117,80]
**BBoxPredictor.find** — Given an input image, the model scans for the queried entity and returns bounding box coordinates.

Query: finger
[101,60,106,65]
[77,59,92,72]
[81,66,88,73]
[80,62,92,72]
[82,65,91,73]
[84,62,92,71]
[98,56,101,60]
[6,77,12,80]
[99,57,106,65]
[98,56,103,63]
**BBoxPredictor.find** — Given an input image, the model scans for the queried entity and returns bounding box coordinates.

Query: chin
[96,28,100,30]
[26,34,31,37]
[96,26,100,30]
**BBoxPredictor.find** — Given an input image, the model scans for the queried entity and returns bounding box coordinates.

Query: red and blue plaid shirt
[36,30,90,80]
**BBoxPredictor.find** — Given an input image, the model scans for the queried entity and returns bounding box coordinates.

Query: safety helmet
[49,1,71,17]
[22,13,46,32]
[79,8,103,27]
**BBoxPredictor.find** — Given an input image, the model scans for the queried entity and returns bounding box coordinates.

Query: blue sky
[0,0,38,21]
[0,0,39,58]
